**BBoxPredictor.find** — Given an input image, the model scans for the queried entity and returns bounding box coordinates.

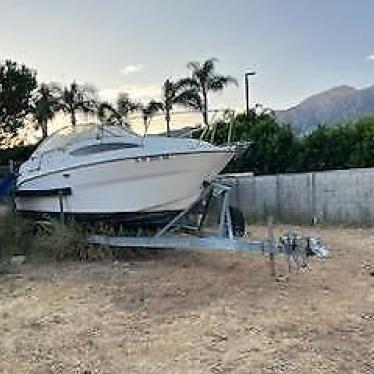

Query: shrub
[0,216,97,262]
[32,219,88,260]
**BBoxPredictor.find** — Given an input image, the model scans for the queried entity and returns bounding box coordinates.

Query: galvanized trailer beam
[87,182,279,254]
[87,234,278,253]
[86,181,328,276]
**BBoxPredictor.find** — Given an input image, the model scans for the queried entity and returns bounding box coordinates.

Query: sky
[1,0,374,113]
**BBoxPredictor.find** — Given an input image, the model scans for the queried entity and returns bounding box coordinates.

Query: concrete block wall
[220,168,374,226]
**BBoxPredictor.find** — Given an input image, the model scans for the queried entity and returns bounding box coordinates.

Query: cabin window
[70,142,139,156]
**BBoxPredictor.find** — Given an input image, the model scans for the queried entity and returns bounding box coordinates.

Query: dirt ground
[1,225,374,373]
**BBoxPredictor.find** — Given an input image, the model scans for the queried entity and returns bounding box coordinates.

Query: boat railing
[198,109,236,146]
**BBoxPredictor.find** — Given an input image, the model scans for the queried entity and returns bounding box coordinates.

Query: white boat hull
[16,151,232,216]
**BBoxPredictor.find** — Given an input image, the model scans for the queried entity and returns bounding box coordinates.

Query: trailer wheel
[229,206,245,237]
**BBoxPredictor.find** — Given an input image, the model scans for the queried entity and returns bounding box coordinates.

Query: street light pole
[245,71,256,116]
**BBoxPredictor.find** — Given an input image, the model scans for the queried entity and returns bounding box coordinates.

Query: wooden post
[58,190,64,223]
[267,216,276,277]
[219,190,230,238]
[276,175,281,223]
[9,160,17,222]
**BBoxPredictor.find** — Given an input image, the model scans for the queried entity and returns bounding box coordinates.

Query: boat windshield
[35,123,139,154]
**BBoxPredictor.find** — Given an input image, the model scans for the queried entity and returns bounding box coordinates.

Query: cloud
[99,83,160,102]
[120,64,145,76]
[367,54,374,61]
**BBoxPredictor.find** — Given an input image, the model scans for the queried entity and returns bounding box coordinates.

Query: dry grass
[0,225,374,373]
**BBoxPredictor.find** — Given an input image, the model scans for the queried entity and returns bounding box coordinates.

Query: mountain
[275,85,374,133]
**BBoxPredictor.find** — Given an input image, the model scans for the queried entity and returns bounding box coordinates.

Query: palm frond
[97,101,120,123]
[78,100,97,114]
[203,58,218,75]
[207,75,238,91]
[32,84,60,117]
[173,89,202,110]
[116,92,140,117]
[174,77,200,91]
[56,81,98,124]
[187,58,220,90]
[31,83,62,137]
[187,61,201,72]
[144,100,163,115]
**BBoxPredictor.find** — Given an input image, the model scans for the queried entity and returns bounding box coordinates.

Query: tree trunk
[202,91,208,127]
[71,110,76,127]
[143,116,148,135]
[165,110,171,136]
[41,120,48,139]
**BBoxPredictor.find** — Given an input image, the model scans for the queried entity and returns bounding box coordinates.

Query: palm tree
[157,78,201,136]
[31,83,60,139]
[97,101,120,124]
[139,100,163,135]
[116,93,140,118]
[97,93,139,126]
[186,58,237,127]
[57,81,97,127]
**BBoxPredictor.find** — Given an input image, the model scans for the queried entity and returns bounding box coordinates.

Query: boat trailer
[87,181,329,275]
[0,163,328,275]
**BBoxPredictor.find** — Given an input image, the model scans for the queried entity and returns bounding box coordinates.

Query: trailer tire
[229,206,245,237]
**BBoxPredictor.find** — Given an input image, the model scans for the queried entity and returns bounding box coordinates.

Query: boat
[15,123,237,225]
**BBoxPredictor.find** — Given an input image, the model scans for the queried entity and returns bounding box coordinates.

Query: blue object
[0,172,15,200]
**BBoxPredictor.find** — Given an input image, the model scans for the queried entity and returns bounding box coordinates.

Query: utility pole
[244,71,256,116]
